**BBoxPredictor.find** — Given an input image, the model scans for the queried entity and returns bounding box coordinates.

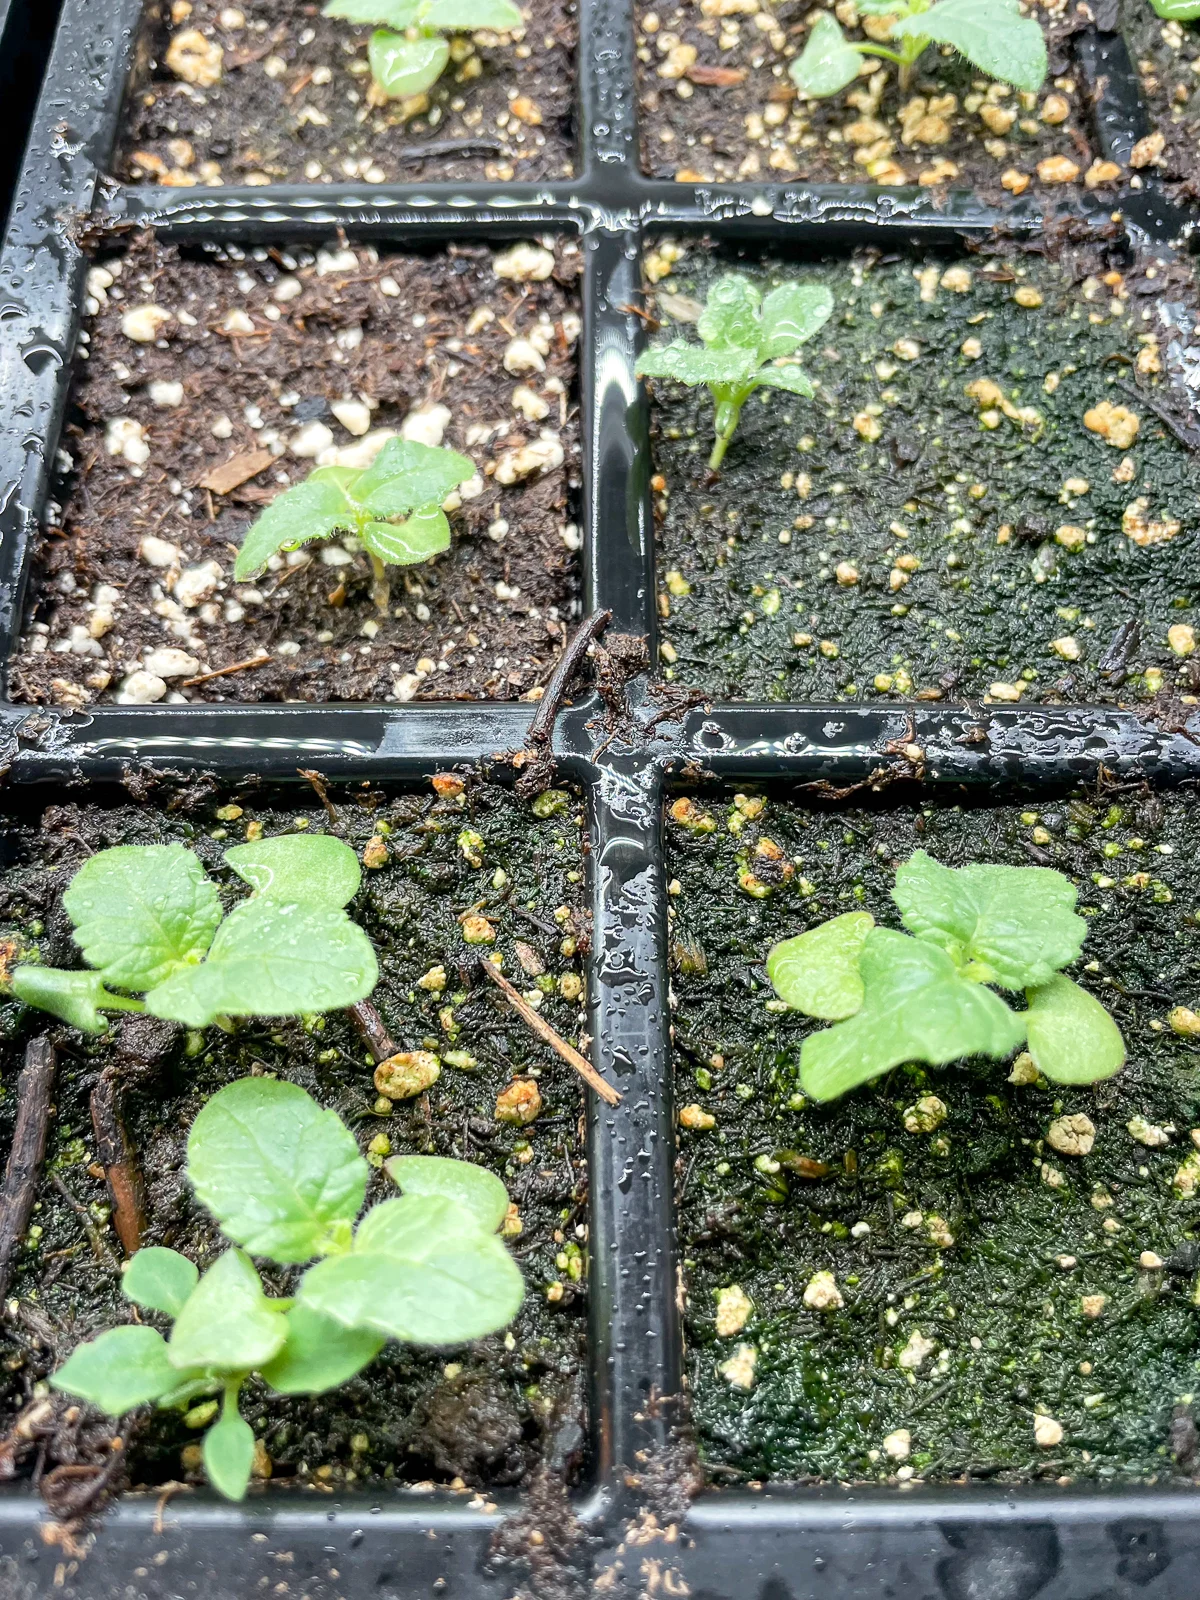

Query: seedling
[768,850,1125,1101]
[233,438,476,612]
[323,0,524,101]
[53,1078,523,1500]
[636,275,834,470]
[10,834,377,1033]
[791,0,1047,100]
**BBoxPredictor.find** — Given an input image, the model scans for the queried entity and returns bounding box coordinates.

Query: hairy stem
[368,553,391,615]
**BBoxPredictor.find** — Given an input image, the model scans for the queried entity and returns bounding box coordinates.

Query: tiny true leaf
[224,833,362,909]
[359,508,451,567]
[233,474,358,582]
[64,844,222,990]
[896,0,1047,94]
[385,1153,510,1232]
[168,1250,288,1374]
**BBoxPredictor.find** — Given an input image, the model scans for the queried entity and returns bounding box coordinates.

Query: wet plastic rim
[0,0,1199,1591]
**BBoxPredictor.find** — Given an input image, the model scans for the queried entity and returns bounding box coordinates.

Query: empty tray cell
[116,0,576,186]
[636,3,1105,196]
[646,238,1200,706]
[14,235,581,707]
[1123,0,1200,198]
[667,784,1200,1485]
[0,776,590,1495]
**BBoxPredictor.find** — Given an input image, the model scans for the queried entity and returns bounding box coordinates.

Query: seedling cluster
[324,0,524,101]
[635,274,834,469]
[768,851,1125,1101]
[11,834,377,1033]
[791,0,1047,100]
[234,437,476,613]
[53,1078,524,1500]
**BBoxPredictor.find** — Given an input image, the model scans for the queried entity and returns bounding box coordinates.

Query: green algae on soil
[0,778,589,1494]
[647,240,1200,706]
[668,783,1200,1484]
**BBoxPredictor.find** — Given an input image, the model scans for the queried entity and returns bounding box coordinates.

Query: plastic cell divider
[0,0,1198,1592]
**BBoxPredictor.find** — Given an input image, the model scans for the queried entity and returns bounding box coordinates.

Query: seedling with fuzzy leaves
[10,834,377,1033]
[791,0,1047,101]
[233,438,475,612]
[53,1079,524,1501]
[636,275,833,469]
[323,0,523,101]
[768,850,1124,1101]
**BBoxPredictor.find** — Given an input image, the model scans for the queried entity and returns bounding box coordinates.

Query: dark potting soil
[646,238,1200,706]
[12,235,582,708]
[667,782,1200,1485]
[115,0,575,187]
[0,777,590,1496]
[636,2,1102,199]
[1122,0,1200,206]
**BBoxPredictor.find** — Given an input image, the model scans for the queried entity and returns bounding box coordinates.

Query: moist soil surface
[637,1,1102,200]
[0,776,590,1496]
[1123,0,1200,206]
[647,237,1200,706]
[14,235,582,708]
[116,0,575,187]
[667,782,1200,1485]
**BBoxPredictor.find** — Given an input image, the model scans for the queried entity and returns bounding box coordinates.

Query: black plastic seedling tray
[2,0,1200,1594]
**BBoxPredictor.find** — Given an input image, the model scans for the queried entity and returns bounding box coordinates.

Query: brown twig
[182,653,270,687]
[0,1039,57,1303]
[478,960,620,1106]
[89,1070,146,1258]
[298,768,339,826]
[526,608,612,750]
[394,138,504,162]
[347,1000,399,1066]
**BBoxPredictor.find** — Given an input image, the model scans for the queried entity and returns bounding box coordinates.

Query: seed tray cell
[1,0,1199,1592]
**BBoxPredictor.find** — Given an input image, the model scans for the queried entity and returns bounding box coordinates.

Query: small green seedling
[323,0,523,101]
[1150,0,1200,17]
[53,1078,523,1500]
[234,438,476,612]
[636,275,834,470]
[10,834,377,1033]
[791,0,1047,100]
[768,850,1125,1101]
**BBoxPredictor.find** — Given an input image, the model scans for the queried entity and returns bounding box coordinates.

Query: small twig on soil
[298,768,339,826]
[394,138,504,162]
[347,1000,399,1066]
[89,1070,146,1258]
[182,652,270,687]
[478,960,621,1106]
[1121,378,1200,451]
[48,1174,119,1273]
[0,1039,57,1303]
[527,608,612,751]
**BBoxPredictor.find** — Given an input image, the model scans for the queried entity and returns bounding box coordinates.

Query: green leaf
[360,509,452,568]
[299,1194,524,1344]
[324,0,423,23]
[789,12,863,97]
[424,0,523,28]
[892,850,1085,990]
[124,1247,199,1318]
[1025,974,1126,1085]
[64,844,222,991]
[900,0,1047,93]
[799,928,1026,1101]
[1150,0,1200,15]
[260,1303,385,1394]
[857,0,902,12]
[369,28,451,97]
[10,967,119,1035]
[224,833,361,909]
[768,911,874,1021]
[356,439,476,517]
[187,1078,368,1264]
[144,898,378,1027]
[168,1250,287,1374]
[52,1326,181,1414]
[757,284,834,361]
[203,1395,256,1502]
[755,365,815,397]
[384,1154,510,1232]
[697,276,762,352]
[635,343,758,387]
[233,474,358,582]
